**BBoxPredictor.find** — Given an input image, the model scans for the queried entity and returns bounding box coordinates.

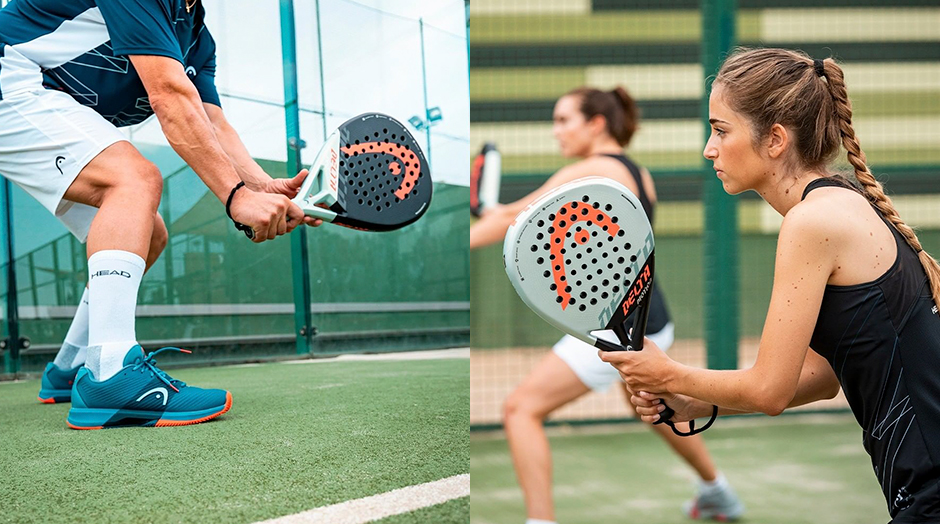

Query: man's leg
[38,143,163,402]
[61,141,230,429]
[61,141,161,381]
[40,211,169,403]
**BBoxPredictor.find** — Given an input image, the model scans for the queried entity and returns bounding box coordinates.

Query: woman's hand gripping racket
[233,113,430,238]
[503,178,716,437]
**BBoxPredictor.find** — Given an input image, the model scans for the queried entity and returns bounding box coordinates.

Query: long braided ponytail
[818,58,940,308]
[715,48,940,308]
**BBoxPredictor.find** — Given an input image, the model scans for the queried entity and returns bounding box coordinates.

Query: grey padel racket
[503,177,715,436]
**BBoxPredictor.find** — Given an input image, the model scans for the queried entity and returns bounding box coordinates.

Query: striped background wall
[470,0,940,206]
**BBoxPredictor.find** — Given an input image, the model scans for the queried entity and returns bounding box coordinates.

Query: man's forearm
[149,91,241,203]
[212,115,271,190]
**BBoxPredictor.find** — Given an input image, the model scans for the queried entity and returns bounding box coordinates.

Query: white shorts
[0,50,125,242]
[552,322,675,393]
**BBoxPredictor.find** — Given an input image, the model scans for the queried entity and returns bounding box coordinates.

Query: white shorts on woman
[552,322,675,392]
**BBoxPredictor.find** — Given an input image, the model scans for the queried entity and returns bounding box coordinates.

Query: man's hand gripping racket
[232,113,432,238]
[503,178,716,437]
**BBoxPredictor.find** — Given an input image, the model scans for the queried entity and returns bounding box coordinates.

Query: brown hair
[565,86,640,147]
[715,47,940,307]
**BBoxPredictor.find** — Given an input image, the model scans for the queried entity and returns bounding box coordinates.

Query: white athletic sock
[52,287,90,369]
[525,520,557,524]
[84,250,145,381]
[698,472,728,493]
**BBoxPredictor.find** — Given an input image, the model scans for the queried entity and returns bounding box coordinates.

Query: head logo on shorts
[185,66,197,77]
[55,156,65,175]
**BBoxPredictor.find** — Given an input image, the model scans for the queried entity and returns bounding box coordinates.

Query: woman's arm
[632,348,840,422]
[603,202,837,415]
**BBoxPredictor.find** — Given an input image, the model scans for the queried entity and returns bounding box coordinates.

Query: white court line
[254,474,469,524]
[282,347,469,364]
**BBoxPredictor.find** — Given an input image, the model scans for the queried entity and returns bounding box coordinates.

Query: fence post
[2,179,20,374]
[280,0,313,355]
[701,0,738,370]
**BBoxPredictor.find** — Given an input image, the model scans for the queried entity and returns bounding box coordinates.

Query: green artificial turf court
[471,413,888,524]
[0,355,469,524]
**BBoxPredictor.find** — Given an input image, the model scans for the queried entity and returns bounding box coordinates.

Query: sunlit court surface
[471,414,887,524]
[0,0,470,522]
[1,350,469,523]
[468,0,939,522]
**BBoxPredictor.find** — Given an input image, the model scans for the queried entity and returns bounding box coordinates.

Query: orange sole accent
[65,392,232,430]
[38,396,56,404]
[155,391,233,427]
[67,422,103,430]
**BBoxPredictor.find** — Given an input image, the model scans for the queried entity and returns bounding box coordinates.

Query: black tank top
[601,154,655,224]
[803,178,940,522]
[598,154,670,333]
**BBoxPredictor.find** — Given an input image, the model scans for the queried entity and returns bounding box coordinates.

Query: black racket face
[504,178,654,346]
[335,113,431,231]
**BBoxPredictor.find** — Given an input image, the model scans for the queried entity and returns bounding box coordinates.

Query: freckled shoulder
[778,196,846,263]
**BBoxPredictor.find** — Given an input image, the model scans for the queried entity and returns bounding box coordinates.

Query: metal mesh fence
[0,0,470,375]
[469,0,940,427]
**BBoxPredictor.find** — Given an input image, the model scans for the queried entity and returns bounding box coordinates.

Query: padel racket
[470,142,501,217]
[272,113,429,234]
[503,177,715,436]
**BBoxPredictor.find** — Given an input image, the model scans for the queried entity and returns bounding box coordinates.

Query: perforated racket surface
[470,142,501,217]
[504,178,716,436]
[293,113,431,232]
[504,178,654,350]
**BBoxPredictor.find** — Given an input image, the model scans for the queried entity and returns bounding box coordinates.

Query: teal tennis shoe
[67,345,232,430]
[38,362,81,403]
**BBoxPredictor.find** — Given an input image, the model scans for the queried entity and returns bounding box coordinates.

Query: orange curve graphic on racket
[340,142,420,200]
[549,202,620,310]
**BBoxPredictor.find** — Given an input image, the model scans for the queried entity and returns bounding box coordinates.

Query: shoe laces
[132,347,191,392]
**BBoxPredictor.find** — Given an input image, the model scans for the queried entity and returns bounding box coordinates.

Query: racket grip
[653,403,676,426]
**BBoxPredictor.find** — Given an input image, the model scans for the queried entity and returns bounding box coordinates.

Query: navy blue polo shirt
[0,0,220,126]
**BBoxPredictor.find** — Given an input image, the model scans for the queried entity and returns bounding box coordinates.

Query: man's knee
[68,142,164,208]
[112,158,163,201]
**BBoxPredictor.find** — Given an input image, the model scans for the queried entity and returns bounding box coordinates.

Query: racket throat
[293,132,342,223]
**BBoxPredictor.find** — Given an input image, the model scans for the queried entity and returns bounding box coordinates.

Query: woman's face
[552,95,596,158]
[703,85,770,195]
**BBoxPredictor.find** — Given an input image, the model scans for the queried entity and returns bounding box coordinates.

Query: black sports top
[599,154,670,334]
[601,154,655,224]
[803,177,940,522]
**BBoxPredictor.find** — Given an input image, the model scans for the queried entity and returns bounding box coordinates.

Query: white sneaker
[683,476,745,521]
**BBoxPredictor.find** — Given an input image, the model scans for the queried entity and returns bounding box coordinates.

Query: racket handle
[656,404,718,437]
[299,205,337,223]
[235,222,254,239]
[653,404,676,425]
